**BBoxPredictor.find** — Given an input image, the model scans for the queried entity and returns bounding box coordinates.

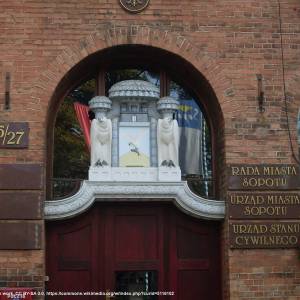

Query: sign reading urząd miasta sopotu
[228,164,300,190]
[228,164,300,249]
[228,192,300,219]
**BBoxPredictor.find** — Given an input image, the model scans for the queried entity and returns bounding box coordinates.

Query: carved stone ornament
[119,0,150,13]
[44,181,225,221]
[109,79,159,100]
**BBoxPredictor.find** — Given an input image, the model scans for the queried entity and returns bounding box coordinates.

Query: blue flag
[176,100,203,175]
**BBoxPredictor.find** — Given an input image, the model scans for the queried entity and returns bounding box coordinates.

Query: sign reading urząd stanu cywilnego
[229,221,300,249]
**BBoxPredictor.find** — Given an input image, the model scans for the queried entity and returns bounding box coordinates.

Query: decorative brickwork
[0,1,300,299]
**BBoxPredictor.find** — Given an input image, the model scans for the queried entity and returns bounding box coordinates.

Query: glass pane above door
[115,271,158,300]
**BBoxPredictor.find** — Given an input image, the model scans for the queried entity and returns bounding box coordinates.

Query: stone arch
[31,23,233,116]
[35,23,233,197]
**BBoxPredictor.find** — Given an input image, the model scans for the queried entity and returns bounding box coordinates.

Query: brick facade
[1,0,300,299]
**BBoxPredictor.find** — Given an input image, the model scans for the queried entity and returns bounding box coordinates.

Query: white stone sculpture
[157,97,180,167]
[89,96,112,167]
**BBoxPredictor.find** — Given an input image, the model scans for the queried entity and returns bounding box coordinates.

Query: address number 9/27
[0,122,29,148]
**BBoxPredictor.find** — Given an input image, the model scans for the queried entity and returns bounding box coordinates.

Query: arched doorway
[45,44,225,300]
[47,202,221,300]
[46,45,225,199]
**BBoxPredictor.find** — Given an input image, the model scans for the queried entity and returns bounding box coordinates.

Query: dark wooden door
[46,203,221,300]
[104,204,165,297]
[46,207,101,299]
[168,210,222,300]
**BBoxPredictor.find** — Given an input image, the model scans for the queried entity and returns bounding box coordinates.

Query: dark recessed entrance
[46,202,222,300]
[46,44,225,300]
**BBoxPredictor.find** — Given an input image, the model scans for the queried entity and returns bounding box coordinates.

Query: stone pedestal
[89,167,158,182]
[89,167,112,181]
[158,167,181,182]
[89,167,181,182]
[111,167,157,181]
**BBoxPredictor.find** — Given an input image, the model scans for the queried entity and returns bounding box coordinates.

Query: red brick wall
[0,0,300,299]
[0,250,44,299]
[229,248,300,299]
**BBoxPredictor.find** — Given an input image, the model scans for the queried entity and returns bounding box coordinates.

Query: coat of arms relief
[119,0,150,13]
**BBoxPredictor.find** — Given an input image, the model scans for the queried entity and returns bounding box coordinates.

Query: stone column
[112,117,119,167]
[150,116,158,167]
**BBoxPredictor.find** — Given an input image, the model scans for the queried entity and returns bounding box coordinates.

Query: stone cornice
[44,181,225,220]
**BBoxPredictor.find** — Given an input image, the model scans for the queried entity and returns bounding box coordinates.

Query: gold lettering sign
[228,164,300,190]
[229,221,300,248]
[0,123,29,148]
[228,192,300,219]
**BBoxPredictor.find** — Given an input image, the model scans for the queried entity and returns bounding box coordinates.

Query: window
[52,69,213,199]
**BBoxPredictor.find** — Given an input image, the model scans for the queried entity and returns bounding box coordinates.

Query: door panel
[46,210,98,299]
[177,226,209,259]
[58,225,91,270]
[104,205,164,297]
[169,210,221,300]
[114,215,158,261]
[46,203,221,300]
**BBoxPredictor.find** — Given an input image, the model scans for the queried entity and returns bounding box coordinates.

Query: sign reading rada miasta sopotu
[228,164,300,249]
[228,164,300,190]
